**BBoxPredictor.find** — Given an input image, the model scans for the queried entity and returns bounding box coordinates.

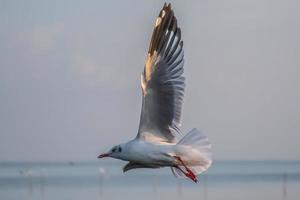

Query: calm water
[0,160,300,200]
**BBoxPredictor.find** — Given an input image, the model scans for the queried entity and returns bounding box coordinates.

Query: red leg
[175,166,198,183]
[174,156,198,183]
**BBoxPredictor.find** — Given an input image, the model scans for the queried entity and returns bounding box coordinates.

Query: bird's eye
[112,148,116,152]
[118,146,122,152]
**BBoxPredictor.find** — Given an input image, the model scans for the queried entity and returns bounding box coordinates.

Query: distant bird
[98,3,212,183]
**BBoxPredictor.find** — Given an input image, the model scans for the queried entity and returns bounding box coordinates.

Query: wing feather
[137,4,185,143]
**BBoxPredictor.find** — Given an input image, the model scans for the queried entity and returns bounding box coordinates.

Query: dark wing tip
[162,2,171,9]
[148,3,177,55]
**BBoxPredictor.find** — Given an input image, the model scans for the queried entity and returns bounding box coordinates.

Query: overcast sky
[0,0,299,161]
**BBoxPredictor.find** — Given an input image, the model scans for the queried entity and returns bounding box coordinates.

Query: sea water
[0,160,299,200]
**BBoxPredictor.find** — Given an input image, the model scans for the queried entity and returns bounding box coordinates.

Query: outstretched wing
[137,4,185,143]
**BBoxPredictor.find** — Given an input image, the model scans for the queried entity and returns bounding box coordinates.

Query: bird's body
[116,134,210,168]
[98,3,212,183]
[117,139,175,166]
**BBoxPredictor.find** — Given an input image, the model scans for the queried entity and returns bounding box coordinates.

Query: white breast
[123,139,176,166]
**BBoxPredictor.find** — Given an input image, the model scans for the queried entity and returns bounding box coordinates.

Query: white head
[98,144,124,159]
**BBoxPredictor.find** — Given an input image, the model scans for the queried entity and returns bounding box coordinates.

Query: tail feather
[171,128,212,178]
[178,128,212,156]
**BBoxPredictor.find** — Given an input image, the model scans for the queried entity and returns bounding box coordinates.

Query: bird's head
[98,144,124,159]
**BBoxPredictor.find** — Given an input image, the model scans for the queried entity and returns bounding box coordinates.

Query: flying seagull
[98,3,212,183]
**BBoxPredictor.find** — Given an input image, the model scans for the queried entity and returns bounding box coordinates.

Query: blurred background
[1,0,300,199]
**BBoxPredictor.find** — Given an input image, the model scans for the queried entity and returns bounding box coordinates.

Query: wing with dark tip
[137,3,185,143]
[123,162,159,172]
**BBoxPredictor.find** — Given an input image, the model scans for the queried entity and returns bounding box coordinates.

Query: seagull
[98,3,212,183]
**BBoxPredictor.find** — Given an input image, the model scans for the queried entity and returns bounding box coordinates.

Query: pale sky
[1,0,300,161]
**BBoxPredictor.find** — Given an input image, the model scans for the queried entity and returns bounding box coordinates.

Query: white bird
[98,3,212,183]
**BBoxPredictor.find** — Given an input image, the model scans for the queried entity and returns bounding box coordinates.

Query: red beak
[98,153,110,158]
